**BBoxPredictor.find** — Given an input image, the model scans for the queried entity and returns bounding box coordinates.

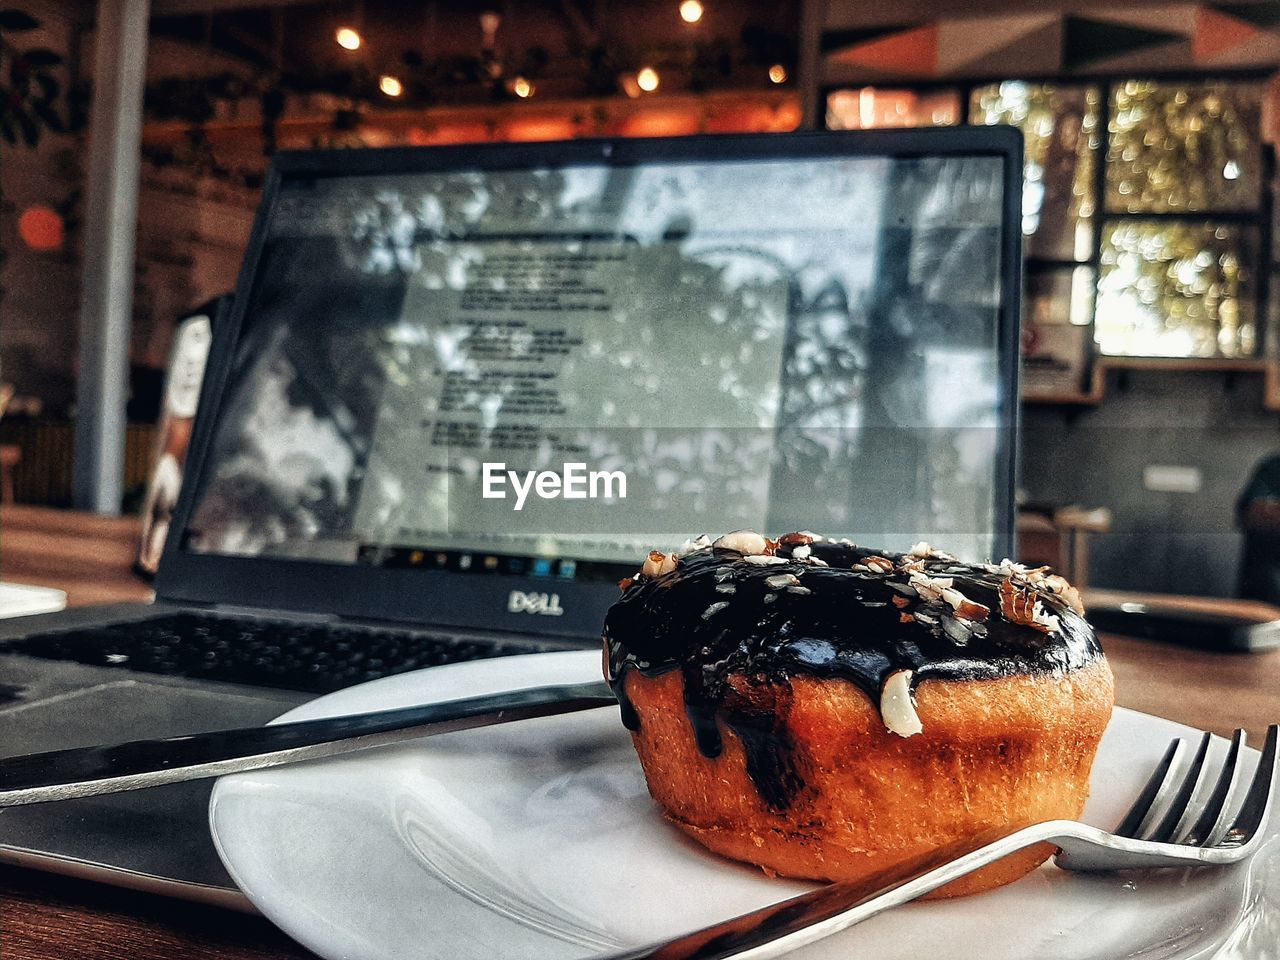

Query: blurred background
[3,0,1280,601]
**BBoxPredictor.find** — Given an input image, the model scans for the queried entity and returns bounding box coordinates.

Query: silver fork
[607,723,1278,960]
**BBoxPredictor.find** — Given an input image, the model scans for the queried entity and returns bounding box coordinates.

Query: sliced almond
[641,550,678,577]
[713,530,770,555]
[880,669,923,738]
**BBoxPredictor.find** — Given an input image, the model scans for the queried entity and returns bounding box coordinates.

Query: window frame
[821,69,1275,369]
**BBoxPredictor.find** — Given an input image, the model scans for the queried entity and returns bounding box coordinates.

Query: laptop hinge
[209,603,337,624]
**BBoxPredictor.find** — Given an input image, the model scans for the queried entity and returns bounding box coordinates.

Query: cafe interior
[1,0,1279,958]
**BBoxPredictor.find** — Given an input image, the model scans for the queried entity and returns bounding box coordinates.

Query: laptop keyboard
[5,613,556,694]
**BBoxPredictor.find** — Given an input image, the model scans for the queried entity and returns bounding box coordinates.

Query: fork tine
[1146,732,1214,843]
[1114,738,1183,839]
[1182,729,1246,846]
[1221,723,1279,848]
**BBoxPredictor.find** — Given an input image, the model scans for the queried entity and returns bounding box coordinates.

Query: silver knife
[0,680,616,807]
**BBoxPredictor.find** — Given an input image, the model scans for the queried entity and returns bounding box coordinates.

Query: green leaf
[0,9,39,30]
[21,47,60,67]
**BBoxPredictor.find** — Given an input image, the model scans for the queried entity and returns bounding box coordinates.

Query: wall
[1,15,258,417]
[0,0,83,415]
[1021,369,1280,597]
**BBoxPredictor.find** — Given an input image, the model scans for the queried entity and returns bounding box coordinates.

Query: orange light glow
[679,0,704,24]
[768,63,787,84]
[636,66,660,93]
[335,27,361,51]
[503,117,578,141]
[379,74,403,97]
[18,205,63,252]
[619,110,700,137]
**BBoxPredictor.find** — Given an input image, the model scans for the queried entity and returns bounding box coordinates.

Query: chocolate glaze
[602,535,1103,811]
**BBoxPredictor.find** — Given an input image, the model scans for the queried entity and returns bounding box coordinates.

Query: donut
[602,531,1114,898]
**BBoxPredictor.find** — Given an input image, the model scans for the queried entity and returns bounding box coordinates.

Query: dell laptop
[0,126,1023,906]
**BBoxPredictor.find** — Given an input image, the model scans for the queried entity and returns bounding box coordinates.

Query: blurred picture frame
[135,295,230,577]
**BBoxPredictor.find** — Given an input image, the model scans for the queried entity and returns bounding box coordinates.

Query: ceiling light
[679,0,703,24]
[335,27,362,51]
[636,66,659,93]
[768,63,787,84]
[379,74,403,97]
[512,76,533,99]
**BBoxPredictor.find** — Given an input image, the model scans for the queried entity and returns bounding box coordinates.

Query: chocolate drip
[603,537,1102,811]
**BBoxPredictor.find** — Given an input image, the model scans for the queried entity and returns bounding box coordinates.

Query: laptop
[0,127,1023,907]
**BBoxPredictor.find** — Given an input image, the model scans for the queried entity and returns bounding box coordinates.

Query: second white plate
[209,650,1280,960]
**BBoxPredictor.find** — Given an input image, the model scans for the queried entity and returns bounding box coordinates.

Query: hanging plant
[0,8,66,146]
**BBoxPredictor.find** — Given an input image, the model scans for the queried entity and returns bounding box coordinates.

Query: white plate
[210,650,1280,960]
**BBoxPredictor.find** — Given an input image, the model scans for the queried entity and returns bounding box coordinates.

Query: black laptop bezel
[156,127,1024,641]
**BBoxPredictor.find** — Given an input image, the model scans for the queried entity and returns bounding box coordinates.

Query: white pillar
[72,0,150,513]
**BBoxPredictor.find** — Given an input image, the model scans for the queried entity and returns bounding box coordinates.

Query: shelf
[1022,357,1280,410]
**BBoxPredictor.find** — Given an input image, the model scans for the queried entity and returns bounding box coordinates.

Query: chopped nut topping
[741,555,788,566]
[998,578,1059,633]
[1033,604,1062,632]
[617,577,634,592]
[777,532,816,549]
[891,594,910,609]
[764,573,801,590]
[702,601,730,620]
[939,587,991,622]
[909,541,957,561]
[880,669,923,738]
[715,583,737,594]
[712,530,771,555]
[899,612,915,624]
[676,534,712,557]
[790,544,812,560]
[908,572,953,602]
[641,550,678,578]
[863,556,895,573]
[785,585,812,595]
[1041,574,1085,615]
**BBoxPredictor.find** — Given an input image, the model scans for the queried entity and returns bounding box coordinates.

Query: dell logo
[508,590,565,616]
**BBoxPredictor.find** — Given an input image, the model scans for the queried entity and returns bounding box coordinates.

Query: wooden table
[1,505,1278,959]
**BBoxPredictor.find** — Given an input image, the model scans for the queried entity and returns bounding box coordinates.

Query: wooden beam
[151,0,320,15]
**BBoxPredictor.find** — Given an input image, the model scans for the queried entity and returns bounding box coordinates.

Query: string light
[335,26,362,50]
[379,74,403,97]
[679,0,703,23]
[636,66,660,93]
[768,63,787,84]
[512,76,533,98]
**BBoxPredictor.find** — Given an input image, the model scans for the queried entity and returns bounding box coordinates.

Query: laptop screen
[181,144,1014,581]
